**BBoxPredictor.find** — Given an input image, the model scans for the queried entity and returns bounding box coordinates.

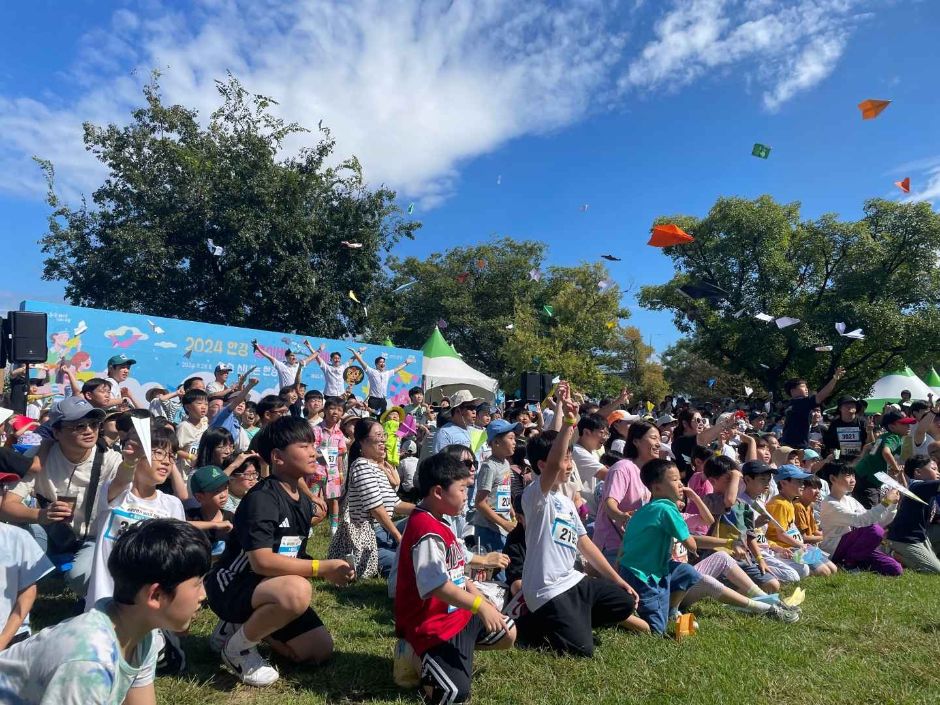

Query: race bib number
[785,528,803,542]
[672,540,688,563]
[495,488,511,515]
[277,536,302,558]
[448,565,466,613]
[837,427,861,451]
[104,508,149,541]
[551,518,578,550]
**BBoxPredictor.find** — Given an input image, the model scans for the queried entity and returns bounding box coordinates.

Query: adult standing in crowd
[307,341,354,400]
[348,349,412,416]
[822,396,872,459]
[252,341,318,391]
[432,390,483,453]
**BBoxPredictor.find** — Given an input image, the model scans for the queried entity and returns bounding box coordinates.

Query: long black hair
[348,418,383,468]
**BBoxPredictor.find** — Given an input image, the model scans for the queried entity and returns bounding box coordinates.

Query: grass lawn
[32,531,938,705]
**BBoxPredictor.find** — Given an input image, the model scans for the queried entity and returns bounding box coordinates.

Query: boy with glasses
[0,397,123,596]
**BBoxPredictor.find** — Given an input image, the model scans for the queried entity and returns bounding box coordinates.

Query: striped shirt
[347,457,399,524]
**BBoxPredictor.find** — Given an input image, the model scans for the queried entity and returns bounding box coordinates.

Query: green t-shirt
[619,498,690,583]
[854,432,903,482]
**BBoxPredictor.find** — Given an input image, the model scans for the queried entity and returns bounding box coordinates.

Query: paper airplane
[147,320,165,335]
[407,203,415,214]
[207,239,223,256]
[73,320,88,336]
[835,322,865,339]
[341,240,364,249]
[496,175,502,185]
[601,254,621,261]
[542,305,554,317]
[598,279,610,290]
[707,378,716,388]
[759,363,769,369]
[552,376,561,384]
[876,472,929,505]
[858,99,890,120]
[0,407,14,426]
[754,313,773,322]
[781,587,806,608]
[131,415,153,464]
[606,320,617,329]
[775,316,800,329]
[528,268,541,282]
[648,224,694,247]
[744,385,753,397]
[815,345,833,352]
[393,280,417,293]
[505,324,514,330]
[579,204,590,212]
[894,177,910,194]
[348,290,361,304]
[751,143,771,159]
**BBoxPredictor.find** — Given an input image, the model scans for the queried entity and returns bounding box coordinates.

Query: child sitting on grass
[395,452,516,705]
[818,461,902,576]
[765,465,838,577]
[793,475,826,544]
[205,416,356,687]
[516,383,648,654]
[186,465,235,554]
[0,518,210,705]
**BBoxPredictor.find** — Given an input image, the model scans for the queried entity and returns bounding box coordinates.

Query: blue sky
[1,0,937,354]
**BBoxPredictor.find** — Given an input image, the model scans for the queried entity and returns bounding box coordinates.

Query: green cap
[190,465,228,494]
[107,354,137,367]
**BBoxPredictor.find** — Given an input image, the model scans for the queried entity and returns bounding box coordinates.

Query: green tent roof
[421,326,459,359]
[926,367,940,388]
[382,337,395,347]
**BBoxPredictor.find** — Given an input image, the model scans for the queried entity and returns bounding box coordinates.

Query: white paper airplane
[147,320,165,335]
[207,239,223,256]
[528,268,541,282]
[73,320,88,336]
[775,316,800,329]
[835,321,865,339]
[341,240,363,249]
[815,345,833,352]
[744,385,753,396]
[754,313,773,322]
[875,472,929,505]
[505,324,514,330]
[393,280,417,293]
[131,415,153,464]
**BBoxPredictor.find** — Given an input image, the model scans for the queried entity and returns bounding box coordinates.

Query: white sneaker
[766,604,800,624]
[222,643,280,687]
[209,620,242,654]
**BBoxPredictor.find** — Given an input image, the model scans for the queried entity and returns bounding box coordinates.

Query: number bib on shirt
[277,536,302,558]
[448,565,466,613]
[551,517,578,550]
[495,488,512,514]
[104,508,149,542]
[785,527,803,542]
[323,445,339,472]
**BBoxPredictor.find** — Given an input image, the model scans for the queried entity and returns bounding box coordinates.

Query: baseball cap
[607,410,640,426]
[486,419,523,441]
[449,389,484,408]
[215,362,234,373]
[48,397,107,426]
[775,464,813,482]
[881,410,916,429]
[401,439,418,455]
[802,448,820,461]
[107,354,136,367]
[656,413,676,426]
[9,415,39,434]
[742,460,774,476]
[190,465,230,494]
[476,402,496,415]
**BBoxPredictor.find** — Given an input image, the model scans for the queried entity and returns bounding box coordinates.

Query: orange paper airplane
[895,177,910,193]
[858,99,890,120]
[648,224,694,247]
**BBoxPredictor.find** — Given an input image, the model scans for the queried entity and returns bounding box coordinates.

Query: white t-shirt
[206,381,226,394]
[319,359,350,397]
[571,444,605,513]
[0,602,157,704]
[272,360,300,390]
[10,445,123,539]
[85,482,185,611]
[105,376,121,399]
[364,366,395,399]
[521,481,587,612]
[176,418,208,477]
[0,523,54,640]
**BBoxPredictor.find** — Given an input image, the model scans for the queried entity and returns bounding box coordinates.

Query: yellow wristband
[470,595,483,614]
[311,559,320,578]
[725,538,734,548]
[564,417,578,426]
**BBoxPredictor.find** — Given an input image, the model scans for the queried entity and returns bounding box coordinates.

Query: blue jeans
[375,524,398,578]
[27,524,95,596]
[618,561,701,634]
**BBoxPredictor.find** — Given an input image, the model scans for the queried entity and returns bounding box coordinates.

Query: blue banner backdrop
[20,300,423,406]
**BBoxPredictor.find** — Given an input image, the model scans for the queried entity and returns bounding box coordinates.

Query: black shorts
[420,614,514,705]
[367,396,388,415]
[204,570,323,643]
[515,577,635,657]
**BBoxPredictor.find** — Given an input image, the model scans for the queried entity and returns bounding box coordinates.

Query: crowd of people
[0,344,938,705]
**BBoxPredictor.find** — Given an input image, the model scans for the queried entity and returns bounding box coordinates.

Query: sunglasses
[62,420,101,433]
[460,459,477,469]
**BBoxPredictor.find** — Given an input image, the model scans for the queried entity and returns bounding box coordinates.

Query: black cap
[881,411,916,429]
[742,460,774,476]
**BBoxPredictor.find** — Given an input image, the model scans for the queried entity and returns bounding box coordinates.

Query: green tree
[660,338,764,402]
[371,238,665,396]
[39,74,417,337]
[639,195,940,400]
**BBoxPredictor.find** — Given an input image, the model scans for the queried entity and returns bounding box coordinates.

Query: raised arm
[815,367,845,405]
[252,341,276,365]
[598,388,631,420]
[347,347,368,369]
[539,383,578,494]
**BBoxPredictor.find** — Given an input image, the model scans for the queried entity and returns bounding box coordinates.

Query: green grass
[33,531,939,705]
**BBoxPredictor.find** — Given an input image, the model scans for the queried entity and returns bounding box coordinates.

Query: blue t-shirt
[620,498,690,583]
[432,423,472,454]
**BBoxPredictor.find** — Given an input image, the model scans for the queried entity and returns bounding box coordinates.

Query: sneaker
[766,604,800,624]
[222,643,280,687]
[155,629,187,676]
[209,620,241,654]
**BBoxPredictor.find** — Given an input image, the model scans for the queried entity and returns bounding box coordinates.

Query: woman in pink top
[593,421,658,562]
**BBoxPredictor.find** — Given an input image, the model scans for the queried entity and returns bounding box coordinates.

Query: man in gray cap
[432,389,483,453]
[0,397,123,595]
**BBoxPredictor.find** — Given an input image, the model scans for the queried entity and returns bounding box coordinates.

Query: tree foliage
[370,238,666,399]
[660,338,765,402]
[639,195,940,400]
[39,74,417,338]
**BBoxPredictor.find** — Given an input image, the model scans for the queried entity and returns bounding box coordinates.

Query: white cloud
[0,0,873,206]
[621,0,866,112]
[896,156,940,205]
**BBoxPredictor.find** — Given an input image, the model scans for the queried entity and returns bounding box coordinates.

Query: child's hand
[121,438,145,467]
[883,489,901,505]
[613,575,641,607]
[320,558,356,586]
[477,599,507,635]
[731,544,748,561]
[773,546,794,559]
[483,552,510,569]
[215,520,233,533]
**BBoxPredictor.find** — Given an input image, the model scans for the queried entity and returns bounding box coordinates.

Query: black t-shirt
[672,434,698,480]
[822,419,867,457]
[780,395,817,447]
[503,523,527,586]
[185,506,235,544]
[210,476,314,586]
[886,480,940,544]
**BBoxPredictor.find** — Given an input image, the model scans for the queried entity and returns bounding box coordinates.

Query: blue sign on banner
[20,300,423,406]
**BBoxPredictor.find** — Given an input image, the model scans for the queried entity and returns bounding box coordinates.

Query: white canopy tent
[864,365,934,413]
[420,327,498,402]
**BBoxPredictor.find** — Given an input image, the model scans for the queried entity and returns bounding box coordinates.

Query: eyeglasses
[235,473,259,480]
[693,417,704,425]
[151,449,171,462]
[271,408,290,417]
[62,421,100,433]
[366,435,387,444]
[217,442,235,449]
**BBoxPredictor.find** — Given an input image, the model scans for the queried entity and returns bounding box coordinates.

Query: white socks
[224,626,258,655]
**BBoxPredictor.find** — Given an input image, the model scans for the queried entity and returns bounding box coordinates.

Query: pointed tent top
[382,337,395,347]
[421,326,460,359]
[925,367,940,388]
[888,365,920,378]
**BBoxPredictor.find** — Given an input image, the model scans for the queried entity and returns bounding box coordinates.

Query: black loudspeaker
[520,371,556,402]
[0,316,8,369]
[9,311,48,363]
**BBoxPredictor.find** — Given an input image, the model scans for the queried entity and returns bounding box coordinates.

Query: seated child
[186,465,235,555]
[793,475,825,544]
[685,445,714,532]
[818,461,902,575]
[701,456,781,593]
[223,453,261,513]
[516,386,648,654]
[0,465,54,650]
[205,416,356,687]
[765,465,837,577]
[395,452,516,705]
[885,456,940,573]
[0,519,210,704]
